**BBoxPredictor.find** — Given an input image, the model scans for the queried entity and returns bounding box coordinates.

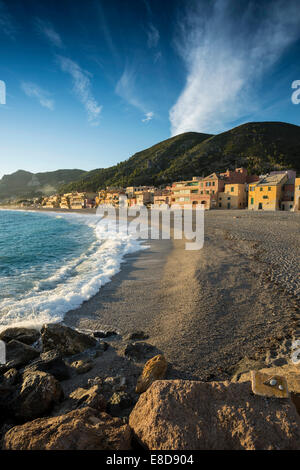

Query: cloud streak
[34,17,64,48]
[58,56,102,125]
[170,0,300,135]
[115,65,153,123]
[21,82,54,110]
[147,23,160,48]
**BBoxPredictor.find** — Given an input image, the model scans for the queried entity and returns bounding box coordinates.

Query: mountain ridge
[1,121,299,200]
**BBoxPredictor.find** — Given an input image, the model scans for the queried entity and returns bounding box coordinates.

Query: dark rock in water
[93,330,118,338]
[108,391,135,416]
[54,385,106,416]
[41,323,97,356]
[125,331,149,341]
[1,340,39,371]
[24,352,70,381]
[124,342,160,362]
[0,327,40,346]
[13,370,63,420]
[2,407,132,450]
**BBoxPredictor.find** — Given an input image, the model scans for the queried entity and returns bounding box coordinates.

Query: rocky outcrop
[0,328,40,346]
[41,324,97,356]
[136,355,168,393]
[2,407,132,450]
[13,370,63,420]
[2,340,39,371]
[129,379,300,450]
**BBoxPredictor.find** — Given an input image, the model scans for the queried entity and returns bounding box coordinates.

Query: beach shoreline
[1,208,299,384]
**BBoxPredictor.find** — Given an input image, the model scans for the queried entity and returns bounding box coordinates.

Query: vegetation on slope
[60,122,300,193]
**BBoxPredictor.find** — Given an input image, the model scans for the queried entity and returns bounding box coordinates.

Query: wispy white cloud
[0,1,17,39]
[115,65,154,122]
[57,56,102,125]
[21,82,54,110]
[142,111,154,123]
[170,0,300,136]
[147,23,160,48]
[34,17,64,48]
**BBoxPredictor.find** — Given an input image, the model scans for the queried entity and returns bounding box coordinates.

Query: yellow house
[218,184,247,209]
[248,173,288,211]
[294,177,300,211]
[60,193,72,209]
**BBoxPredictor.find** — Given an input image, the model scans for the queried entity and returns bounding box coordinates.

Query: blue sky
[1,0,300,178]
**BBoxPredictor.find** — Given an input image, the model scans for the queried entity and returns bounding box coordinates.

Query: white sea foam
[0,211,148,332]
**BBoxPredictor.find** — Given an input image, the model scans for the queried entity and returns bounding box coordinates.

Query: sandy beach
[57,210,300,392]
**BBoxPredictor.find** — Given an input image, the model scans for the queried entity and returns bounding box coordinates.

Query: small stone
[70,359,93,375]
[270,379,277,386]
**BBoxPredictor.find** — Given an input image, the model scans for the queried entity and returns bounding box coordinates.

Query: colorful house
[218,184,247,209]
[248,173,288,211]
[294,177,300,211]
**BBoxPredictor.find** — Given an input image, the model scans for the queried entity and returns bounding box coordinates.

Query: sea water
[0,210,144,331]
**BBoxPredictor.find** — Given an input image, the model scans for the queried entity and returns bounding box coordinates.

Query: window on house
[231,187,234,192]
[268,187,271,191]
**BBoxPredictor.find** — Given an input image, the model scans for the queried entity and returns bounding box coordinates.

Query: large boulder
[13,370,63,420]
[0,327,40,346]
[129,380,300,450]
[1,340,39,371]
[2,407,132,450]
[41,324,97,356]
[136,355,168,393]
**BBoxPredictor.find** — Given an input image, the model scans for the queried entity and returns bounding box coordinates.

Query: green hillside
[0,169,87,201]
[60,121,300,193]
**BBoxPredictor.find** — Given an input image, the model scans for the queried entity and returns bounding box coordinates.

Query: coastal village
[16,167,300,212]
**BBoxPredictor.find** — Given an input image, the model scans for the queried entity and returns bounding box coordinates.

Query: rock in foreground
[2,407,132,450]
[129,380,300,450]
[41,324,97,356]
[0,328,40,346]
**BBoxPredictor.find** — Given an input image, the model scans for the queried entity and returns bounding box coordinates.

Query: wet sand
[63,210,300,382]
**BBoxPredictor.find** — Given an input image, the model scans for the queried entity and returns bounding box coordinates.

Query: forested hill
[60,121,300,193]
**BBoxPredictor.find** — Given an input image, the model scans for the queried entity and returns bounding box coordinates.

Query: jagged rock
[125,331,149,341]
[41,324,97,356]
[2,407,132,450]
[108,392,134,416]
[54,385,106,415]
[238,364,300,414]
[24,352,70,381]
[124,342,160,362]
[13,370,63,420]
[2,340,39,371]
[70,359,93,375]
[0,327,40,346]
[136,355,168,393]
[129,379,300,450]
